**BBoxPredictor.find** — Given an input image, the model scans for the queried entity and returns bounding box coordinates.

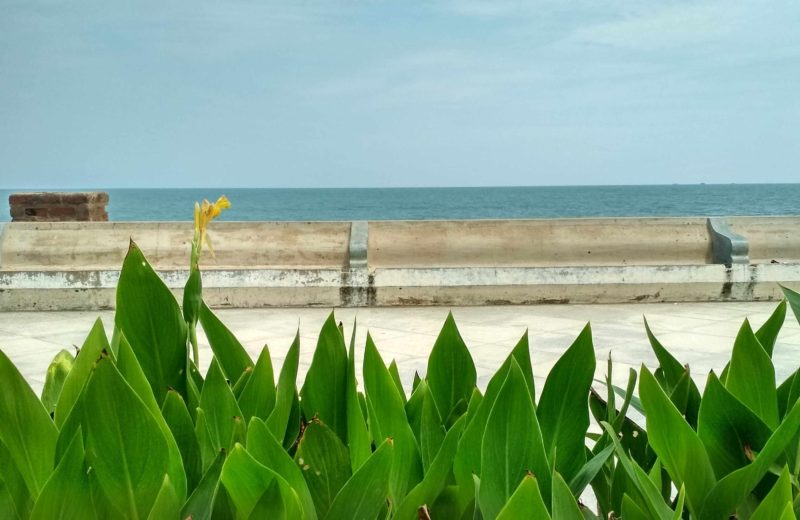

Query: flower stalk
[184,195,230,365]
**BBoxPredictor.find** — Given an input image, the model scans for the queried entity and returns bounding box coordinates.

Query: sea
[0,184,798,222]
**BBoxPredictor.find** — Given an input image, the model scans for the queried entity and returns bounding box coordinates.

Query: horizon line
[2,182,800,191]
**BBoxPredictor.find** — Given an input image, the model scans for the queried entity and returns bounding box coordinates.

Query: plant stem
[189,326,199,367]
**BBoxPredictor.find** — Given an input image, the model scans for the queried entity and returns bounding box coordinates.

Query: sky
[1,0,799,189]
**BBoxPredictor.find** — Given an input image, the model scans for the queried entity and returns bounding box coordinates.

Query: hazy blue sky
[1,1,798,188]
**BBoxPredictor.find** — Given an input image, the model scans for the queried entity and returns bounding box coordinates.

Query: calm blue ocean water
[0,185,798,221]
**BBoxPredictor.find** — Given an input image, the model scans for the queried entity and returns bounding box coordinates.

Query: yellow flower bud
[191,195,230,265]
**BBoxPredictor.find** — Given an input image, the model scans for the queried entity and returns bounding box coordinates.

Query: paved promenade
[2,302,799,397]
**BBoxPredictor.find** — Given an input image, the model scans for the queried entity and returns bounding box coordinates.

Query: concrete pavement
[2,301,799,399]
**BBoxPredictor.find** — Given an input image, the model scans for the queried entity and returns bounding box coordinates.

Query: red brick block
[47,206,77,219]
[9,191,109,222]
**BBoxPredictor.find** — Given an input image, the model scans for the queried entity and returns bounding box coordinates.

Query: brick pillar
[9,192,109,222]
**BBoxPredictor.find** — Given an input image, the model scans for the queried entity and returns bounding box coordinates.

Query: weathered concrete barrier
[0,221,350,270]
[728,217,800,264]
[0,217,798,310]
[369,218,714,267]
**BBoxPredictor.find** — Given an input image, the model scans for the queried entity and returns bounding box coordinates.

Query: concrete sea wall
[0,217,798,310]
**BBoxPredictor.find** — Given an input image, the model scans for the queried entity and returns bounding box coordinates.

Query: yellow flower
[192,195,230,262]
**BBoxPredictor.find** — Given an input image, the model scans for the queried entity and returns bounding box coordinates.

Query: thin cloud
[566,2,743,50]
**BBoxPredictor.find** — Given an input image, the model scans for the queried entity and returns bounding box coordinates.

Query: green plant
[1,208,799,518]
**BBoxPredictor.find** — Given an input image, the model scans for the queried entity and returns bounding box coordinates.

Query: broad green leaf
[496,474,550,520]
[755,300,786,357]
[198,359,245,470]
[510,331,535,401]
[644,317,701,426]
[188,357,205,391]
[622,494,650,520]
[116,333,163,411]
[146,475,181,520]
[537,323,595,483]
[405,379,426,438]
[427,312,477,424]
[551,471,583,520]
[389,359,407,404]
[282,389,302,449]
[0,439,32,520]
[30,430,95,520]
[647,458,662,494]
[611,383,644,415]
[116,336,188,501]
[115,241,188,403]
[294,420,352,518]
[452,333,532,508]
[587,454,615,519]
[700,399,800,519]
[181,449,226,520]
[41,349,74,415]
[589,388,651,469]
[89,470,124,519]
[248,479,286,519]
[698,373,772,478]
[644,317,685,385]
[0,478,25,520]
[238,345,276,422]
[673,485,686,520]
[667,368,692,413]
[325,438,393,520]
[220,444,302,520]
[794,494,800,520]
[443,395,468,427]
[54,319,108,428]
[420,387,446,472]
[725,320,779,429]
[407,381,446,472]
[266,332,300,442]
[639,366,715,518]
[427,486,460,519]
[750,466,793,520]
[600,422,673,520]
[109,324,121,358]
[54,390,85,466]
[301,313,349,441]
[211,486,236,520]
[0,350,58,499]
[345,321,371,472]
[246,418,317,520]
[472,474,482,518]
[195,409,213,470]
[363,334,423,504]
[465,387,483,424]
[198,301,253,382]
[161,389,202,493]
[568,443,615,497]
[84,357,174,520]
[782,285,800,325]
[777,369,800,419]
[719,300,789,386]
[479,359,550,520]
[395,415,467,520]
